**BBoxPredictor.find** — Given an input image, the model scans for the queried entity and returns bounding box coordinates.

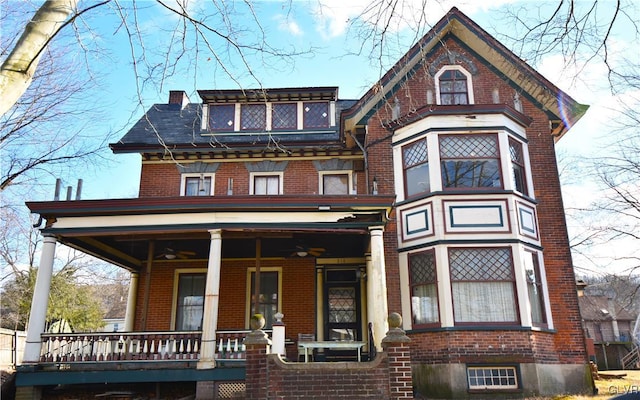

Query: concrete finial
[388,312,403,329]
[250,314,266,331]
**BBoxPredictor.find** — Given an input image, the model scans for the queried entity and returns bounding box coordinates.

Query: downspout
[348,128,369,194]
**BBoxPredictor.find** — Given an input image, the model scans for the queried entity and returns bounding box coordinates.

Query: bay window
[449,247,518,324]
[524,251,547,326]
[509,138,528,195]
[440,134,501,189]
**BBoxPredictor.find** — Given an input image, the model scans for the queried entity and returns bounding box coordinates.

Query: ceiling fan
[156,247,196,260]
[290,244,325,257]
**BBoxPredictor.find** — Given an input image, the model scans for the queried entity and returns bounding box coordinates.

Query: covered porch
[22,195,394,376]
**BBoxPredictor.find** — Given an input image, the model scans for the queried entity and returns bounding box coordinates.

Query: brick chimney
[168,90,190,109]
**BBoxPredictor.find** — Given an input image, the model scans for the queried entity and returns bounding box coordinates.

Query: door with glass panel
[324,269,362,356]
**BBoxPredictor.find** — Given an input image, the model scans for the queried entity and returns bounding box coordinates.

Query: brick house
[18,7,593,399]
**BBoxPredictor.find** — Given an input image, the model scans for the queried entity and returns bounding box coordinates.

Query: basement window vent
[467,366,518,390]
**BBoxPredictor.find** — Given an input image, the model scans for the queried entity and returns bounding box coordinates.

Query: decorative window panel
[400,203,433,242]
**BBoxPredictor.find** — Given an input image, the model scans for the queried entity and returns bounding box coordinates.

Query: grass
[542,370,640,400]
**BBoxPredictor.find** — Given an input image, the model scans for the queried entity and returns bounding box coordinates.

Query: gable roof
[579,296,637,322]
[342,7,589,141]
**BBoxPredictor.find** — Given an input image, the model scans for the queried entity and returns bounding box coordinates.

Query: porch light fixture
[318,205,331,211]
[296,251,308,257]
[164,249,177,260]
[198,174,206,193]
[372,177,378,195]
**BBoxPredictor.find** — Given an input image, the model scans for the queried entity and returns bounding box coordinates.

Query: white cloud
[274,14,304,36]
[311,0,518,39]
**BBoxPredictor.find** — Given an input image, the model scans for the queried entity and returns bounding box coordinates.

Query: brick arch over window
[428,51,478,76]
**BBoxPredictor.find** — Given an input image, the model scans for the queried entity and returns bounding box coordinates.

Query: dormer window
[209,105,235,131]
[435,66,473,105]
[303,102,329,128]
[272,103,297,130]
[241,104,266,131]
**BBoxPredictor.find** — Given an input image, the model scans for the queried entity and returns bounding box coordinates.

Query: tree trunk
[0,0,77,116]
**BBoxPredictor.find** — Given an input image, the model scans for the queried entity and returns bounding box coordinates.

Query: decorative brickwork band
[381,313,414,400]
[245,314,271,400]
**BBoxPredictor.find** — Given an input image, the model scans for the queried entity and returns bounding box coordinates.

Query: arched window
[435,66,474,105]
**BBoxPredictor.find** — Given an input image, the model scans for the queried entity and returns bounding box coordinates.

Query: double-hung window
[524,251,547,326]
[182,174,213,196]
[438,69,469,105]
[320,172,350,195]
[251,173,282,195]
[449,248,518,324]
[409,250,439,326]
[440,134,501,189]
[509,138,528,195]
[403,138,430,197]
[248,270,281,329]
[175,273,205,331]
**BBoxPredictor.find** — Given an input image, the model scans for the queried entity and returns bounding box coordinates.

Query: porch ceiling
[26,195,394,271]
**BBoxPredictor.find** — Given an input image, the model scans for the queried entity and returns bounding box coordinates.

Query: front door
[324,269,362,342]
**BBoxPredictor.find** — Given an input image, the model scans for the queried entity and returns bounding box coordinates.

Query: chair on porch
[297,333,315,362]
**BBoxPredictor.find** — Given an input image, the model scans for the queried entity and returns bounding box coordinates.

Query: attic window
[435,66,474,105]
[209,104,235,131]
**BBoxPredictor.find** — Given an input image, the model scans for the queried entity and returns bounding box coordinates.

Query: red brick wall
[409,330,558,364]
[134,258,316,339]
[139,159,364,197]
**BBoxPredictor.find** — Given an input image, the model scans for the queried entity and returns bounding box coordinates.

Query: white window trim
[250,172,284,195]
[467,366,519,390]
[244,267,283,328]
[318,170,353,195]
[434,65,474,105]
[171,268,207,331]
[180,173,215,196]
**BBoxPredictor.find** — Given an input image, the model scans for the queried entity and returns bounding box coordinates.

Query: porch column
[124,272,138,331]
[368,226,389,351]
[23,234,57,363]
[198,228,222,369]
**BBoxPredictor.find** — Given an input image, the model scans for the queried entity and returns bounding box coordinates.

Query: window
[409,251,439,326]
[251,173,282,195]
[509,138,527,195]
[524,251,547,326]
[209,104,235,131]
[467,366,518,390]
[321,172,350,194]
[440,134,501,189]
[241,104,266,131]
[449,248,518,324]
[438,69,469,105]
[403,138,430,197]
[272,103,297,130]
[249,270,280,329]
[175,273,205,331]
[183,174,213,196]
[303,102,329,128]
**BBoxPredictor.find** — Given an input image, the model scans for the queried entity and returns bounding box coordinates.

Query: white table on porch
[298,341,366,362]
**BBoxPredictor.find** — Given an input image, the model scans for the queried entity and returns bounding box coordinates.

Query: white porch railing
[39,330,253,364]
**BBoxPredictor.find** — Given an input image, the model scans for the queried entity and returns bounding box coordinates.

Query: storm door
[324,269,362,343]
